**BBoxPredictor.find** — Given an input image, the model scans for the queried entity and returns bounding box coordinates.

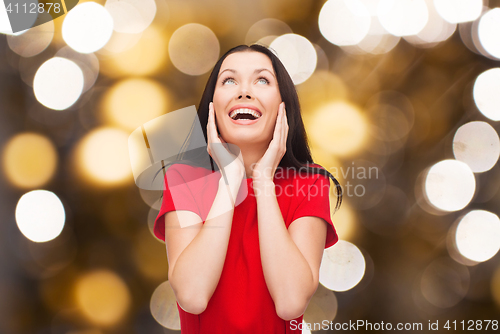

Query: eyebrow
[218,68,276,79]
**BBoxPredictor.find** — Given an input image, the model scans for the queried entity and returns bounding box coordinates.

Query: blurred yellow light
[329,200,357,242]
[132,227,168,280]
[309,101,368,157]
[434,0,482,24]
[245,18,292,45]
[377,0,429,36]
[102,78,169,131]
[453,121,500,173]
[147,207,162,241]
[473,68,500,121]
[75,270,131,326]
[2,133,58,188]
[15,190,65,242]
[7,20,54,57]
[456,210,500,262]
[297,71,348,114]
[65,330,103,334]
[478,8,500,59]
[310,146,343,179]
[98,30,142,55]
[261,0,313,22]
[269,33,317,85]
[99,24,167,77]
[424,159,475,212]
[150,281,180,330]
[492,266,500,308]
[319,240,365,291]
[62,2,114,54]
[75,127,132,185]
[33,57,84,110]
[318,0,371,46]
[105,0,156,34]
[168,23,219,76]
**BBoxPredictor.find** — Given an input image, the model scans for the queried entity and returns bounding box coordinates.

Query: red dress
[154,163,338,334]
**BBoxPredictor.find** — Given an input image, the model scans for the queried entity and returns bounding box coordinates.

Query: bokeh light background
[1,0,500,333]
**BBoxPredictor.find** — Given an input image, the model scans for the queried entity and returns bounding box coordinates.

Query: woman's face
[212,51,282,148]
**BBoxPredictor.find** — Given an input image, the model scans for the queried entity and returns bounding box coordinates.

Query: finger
[208,103,214,143]
[208,103,220,145]
[276,103,285,148]
[272,104,282,148]
[207,103,212,152]
[281,105,287,149]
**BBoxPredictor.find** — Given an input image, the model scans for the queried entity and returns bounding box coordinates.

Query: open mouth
[228,108,262,121]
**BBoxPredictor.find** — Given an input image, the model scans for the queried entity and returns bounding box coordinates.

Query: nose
[237,87,253,100]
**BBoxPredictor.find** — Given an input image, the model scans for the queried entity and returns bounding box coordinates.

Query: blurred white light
[105,0,156,34]
[360,0,382,16]
[473,68,500,121]
[55,46,100,93]
[150,281,180,330]
[456,210,500,262]
[453,121,500,173]
[33,57,84,110]
[319,240,365,292]
[245,18,292,45]
[433,0,482,23]
[168,23,220,76]
[356,16,400,54]
[424,160,475,212]
[15,190,65,242]
[62,2,114,54]
[478,8,500,59]
[318,0,371,46]
[404,0,456,47]
[470,10,500,61]
[269,34,317,85]
[377,0,429,36]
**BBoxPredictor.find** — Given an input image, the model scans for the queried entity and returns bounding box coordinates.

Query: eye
[257,76,270,84]
[221,77,236,85]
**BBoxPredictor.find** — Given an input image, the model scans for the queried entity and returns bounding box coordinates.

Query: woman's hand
[252,102,289,182]
[207,102,245,184]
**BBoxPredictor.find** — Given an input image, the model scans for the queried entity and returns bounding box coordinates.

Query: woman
[154,44,342,333]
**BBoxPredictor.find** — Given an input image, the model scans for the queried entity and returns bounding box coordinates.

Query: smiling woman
[153,44,342,334]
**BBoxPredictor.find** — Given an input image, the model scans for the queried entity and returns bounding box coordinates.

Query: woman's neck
[238,145,267,179]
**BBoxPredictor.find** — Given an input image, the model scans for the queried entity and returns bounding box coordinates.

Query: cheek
[264,115,278,136]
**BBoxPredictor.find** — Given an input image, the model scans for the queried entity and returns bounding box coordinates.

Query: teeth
[229,108,261,120]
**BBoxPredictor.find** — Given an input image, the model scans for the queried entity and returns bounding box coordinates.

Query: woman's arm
[166,173,243,314]
[254,179,327,321]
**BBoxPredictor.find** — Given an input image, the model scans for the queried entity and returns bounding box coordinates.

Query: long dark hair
[155,44,342,212]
